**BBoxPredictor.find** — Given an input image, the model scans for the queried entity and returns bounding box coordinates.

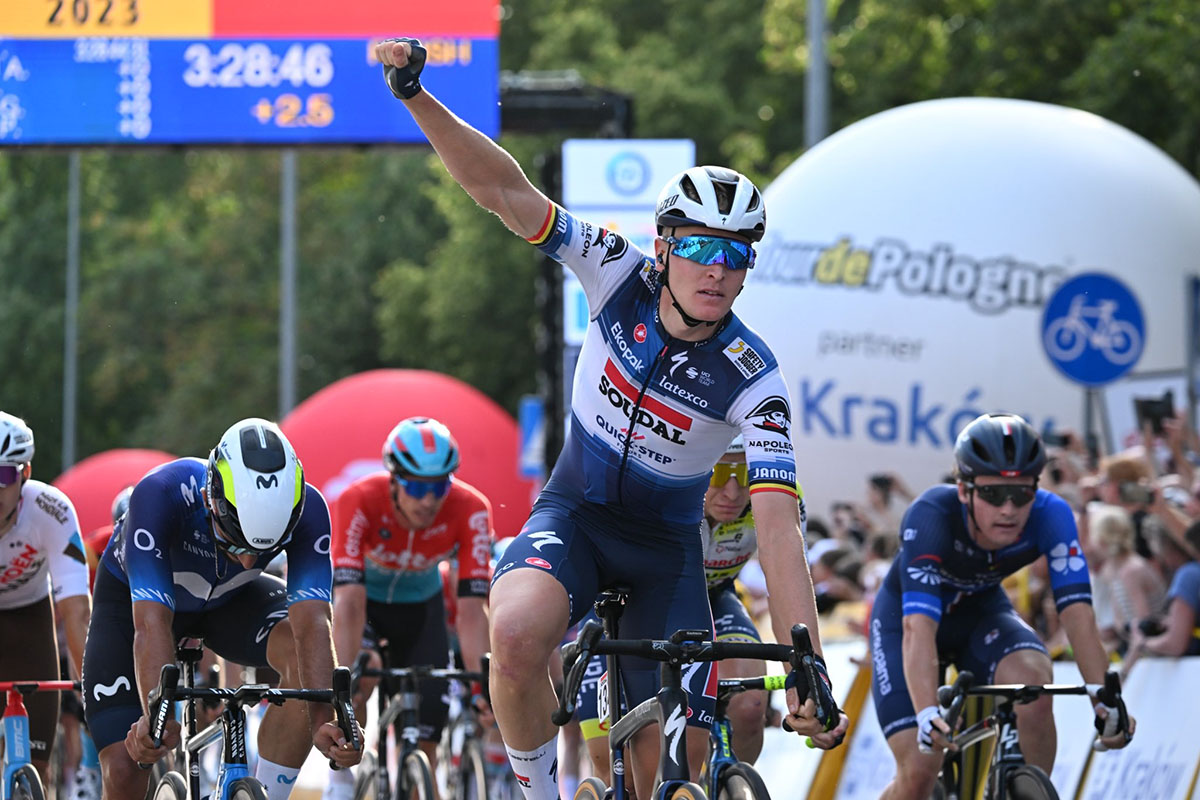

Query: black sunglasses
[969,482,1037,508]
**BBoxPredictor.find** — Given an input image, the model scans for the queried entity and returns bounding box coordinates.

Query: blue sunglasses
[665,235,756,270]
[393,475,452,500]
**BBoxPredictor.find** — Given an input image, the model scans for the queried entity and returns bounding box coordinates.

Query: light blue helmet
[382,417,460,478]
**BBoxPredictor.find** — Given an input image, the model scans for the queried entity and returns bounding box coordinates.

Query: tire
[455,739,488,800]
[573,776,608,800]
[353,749,379,800]
[667,782,707,800]
[229,777,271,800]
[1005,765,1058,800]
[151,772,188,800]
[7,764,46,800]
[400,749,436,800]
[716,763,771,800]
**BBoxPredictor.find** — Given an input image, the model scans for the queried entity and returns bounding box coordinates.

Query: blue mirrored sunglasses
[393,475,452,500]
[665,235,756,270]
[0,465,22,488]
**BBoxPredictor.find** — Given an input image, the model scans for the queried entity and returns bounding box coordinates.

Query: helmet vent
[712,180,736,215]
[0,434,8,453]
[240,428,286,473]
[746,188,761,213]
[1002,434,1016,464]
[679,174,702,204]
[970,438,990,463]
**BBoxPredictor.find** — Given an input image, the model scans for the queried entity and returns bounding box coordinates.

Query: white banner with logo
[738,98,1200,515]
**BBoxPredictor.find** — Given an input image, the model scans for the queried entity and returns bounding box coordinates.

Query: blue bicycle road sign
[1041,272,1145,386]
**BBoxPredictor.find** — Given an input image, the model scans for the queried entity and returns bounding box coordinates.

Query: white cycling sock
[507,736,560,800]
[255,757,302,800]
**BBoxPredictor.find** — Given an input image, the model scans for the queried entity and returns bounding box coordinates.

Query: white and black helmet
[0,411,34,466]
[206,418,305,554]
[655,166,766,242]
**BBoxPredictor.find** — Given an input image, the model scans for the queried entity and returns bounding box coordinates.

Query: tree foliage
[0,0,1195,478]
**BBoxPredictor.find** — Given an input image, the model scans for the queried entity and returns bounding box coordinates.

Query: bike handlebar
[141,663,361,771]
[552,621,804,728]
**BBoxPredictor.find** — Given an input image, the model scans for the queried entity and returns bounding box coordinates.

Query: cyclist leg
[0,596,61,784]
[869,590,942,800]
[710,582,767,764]
[81,568,156,800]
[959,601,1054,772]
[610,528,711,797]
[489,502,600,799]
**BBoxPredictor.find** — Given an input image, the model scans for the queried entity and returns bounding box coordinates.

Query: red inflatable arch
[53,448,177,534]
[281,369,536,538]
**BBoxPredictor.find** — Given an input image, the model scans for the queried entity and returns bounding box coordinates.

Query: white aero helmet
[206,418,305,554]
[655,166,766,242]
[0,412,34,466]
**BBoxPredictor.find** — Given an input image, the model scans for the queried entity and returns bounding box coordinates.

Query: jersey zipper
[616,342,673,506]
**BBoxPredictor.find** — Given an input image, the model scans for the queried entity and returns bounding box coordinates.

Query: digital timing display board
[0,0,499,145]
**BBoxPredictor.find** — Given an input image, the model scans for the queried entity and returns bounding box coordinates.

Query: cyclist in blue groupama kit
[870,414,1135,799]
[374,38,847,800]
[82,419,362,800]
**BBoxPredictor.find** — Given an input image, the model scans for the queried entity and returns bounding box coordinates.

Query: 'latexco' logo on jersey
[724,338,767,378]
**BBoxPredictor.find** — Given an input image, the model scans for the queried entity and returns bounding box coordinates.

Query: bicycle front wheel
[455,739,488,800]
[354,749,379,800]
[151,772,188,800]
[666,781,707,800]
[400,749,436,800]
[716,764,771,800]
[7,764,46,800]
[1005,765,1058,800]
[573,776,608,800]
[229,777,270,800]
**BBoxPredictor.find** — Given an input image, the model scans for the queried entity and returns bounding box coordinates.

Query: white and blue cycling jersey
[527,203,799,529]
[98,457,333,612]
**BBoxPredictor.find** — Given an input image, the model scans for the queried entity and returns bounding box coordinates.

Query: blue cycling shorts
[869,586,1049,740]
[493,496,716,729]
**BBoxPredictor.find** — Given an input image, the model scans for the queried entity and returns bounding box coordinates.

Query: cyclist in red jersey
[326,417,494,800]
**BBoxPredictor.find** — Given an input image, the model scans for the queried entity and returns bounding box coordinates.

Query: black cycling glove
[381,37,428,99]
[785,652,841,732]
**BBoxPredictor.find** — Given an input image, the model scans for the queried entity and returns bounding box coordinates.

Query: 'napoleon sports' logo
[747,396,791,438]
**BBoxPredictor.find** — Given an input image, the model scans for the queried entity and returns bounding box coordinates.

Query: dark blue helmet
[954,414,1046,479]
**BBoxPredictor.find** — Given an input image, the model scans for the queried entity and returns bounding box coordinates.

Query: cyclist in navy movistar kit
[82,419,362,800]
[375,38,847,800]
[870,414,1135,799]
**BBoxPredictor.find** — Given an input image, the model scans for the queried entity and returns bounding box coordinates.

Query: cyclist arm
[331,582,367,669]
[57,593,91,678]
[289,597,359,767]
[753,490,849,745]
[751,490,820,652]
[376,39,549,238]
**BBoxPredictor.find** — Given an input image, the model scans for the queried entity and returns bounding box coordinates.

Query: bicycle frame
[361,664,484,800]
[936,675,1098,800]
[554,595,804,800]
[705,676,785,798]
[1,680,77,800]
[146,650,358,800]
